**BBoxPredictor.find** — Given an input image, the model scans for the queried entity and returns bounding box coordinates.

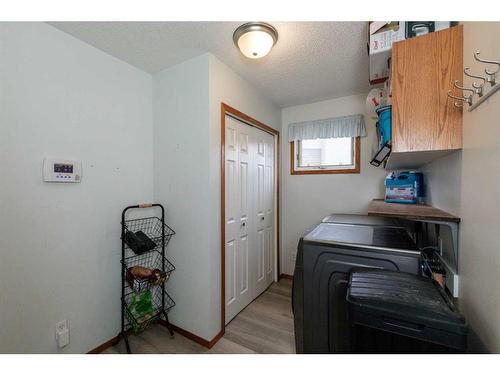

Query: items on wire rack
[421,247,447,288]
[119,204,176,354]
[447,50,500,111]
[124,230,157,254]
[126,262,173,294]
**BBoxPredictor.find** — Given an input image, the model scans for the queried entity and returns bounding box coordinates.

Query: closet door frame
[220,103,280,338]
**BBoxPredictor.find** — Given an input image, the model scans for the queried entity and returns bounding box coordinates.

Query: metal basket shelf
[119,204,175,354]
[123,287,176,333]
[123,250,175,293]
[123,216,175,253]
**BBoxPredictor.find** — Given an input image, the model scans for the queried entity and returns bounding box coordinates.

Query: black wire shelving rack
[118,203,176,354]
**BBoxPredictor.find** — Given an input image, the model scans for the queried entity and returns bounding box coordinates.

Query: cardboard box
[369,22,391,36]
[370,22,405,53]
[368,22,406,84]
[368,21,455,85]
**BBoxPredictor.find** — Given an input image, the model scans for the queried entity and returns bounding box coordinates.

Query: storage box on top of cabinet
[387,25,463,170]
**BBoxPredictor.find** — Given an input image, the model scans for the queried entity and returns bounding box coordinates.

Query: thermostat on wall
[43,158,82,183]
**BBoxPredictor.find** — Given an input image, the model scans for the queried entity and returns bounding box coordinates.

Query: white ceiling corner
[49,21,371,108]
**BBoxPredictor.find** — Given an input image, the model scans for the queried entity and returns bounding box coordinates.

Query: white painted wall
[422,22,500,352]
[11,21,496,354]
[153,54,212,340]
[153,53,280,341]
[208,54,281,337]
[421,151,462,216]
[281,94,387,275]
[0,23,153,353]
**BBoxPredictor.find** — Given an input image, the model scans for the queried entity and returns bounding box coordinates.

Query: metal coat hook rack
[447,50,500,111]
[464,67,485,97]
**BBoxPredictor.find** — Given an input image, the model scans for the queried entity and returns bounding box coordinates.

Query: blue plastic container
[385,171,424,204]
[376,105,392,149]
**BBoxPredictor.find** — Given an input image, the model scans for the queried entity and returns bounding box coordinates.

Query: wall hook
[447,89,472,107]
[474,51,499,85]
[453,80,475,96]
[464,67,485,97]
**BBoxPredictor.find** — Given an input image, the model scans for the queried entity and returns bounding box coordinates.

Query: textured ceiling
[49,22,370,107]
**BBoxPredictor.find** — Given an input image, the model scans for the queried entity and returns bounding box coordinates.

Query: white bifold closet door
[225,115,275,324]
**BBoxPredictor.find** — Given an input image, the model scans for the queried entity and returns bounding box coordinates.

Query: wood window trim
[219,103,281,347]
[290,137,361,175]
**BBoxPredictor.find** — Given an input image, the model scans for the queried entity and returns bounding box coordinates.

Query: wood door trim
[219,102,280,346]
[290,137,361,175]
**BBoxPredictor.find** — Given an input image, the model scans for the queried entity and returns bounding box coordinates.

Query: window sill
[290,167,360,175]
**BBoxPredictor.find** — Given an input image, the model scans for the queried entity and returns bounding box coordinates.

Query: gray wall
[422,22,500,352]
[153,54,212,340]
[153,53,281,341]
[208,53,282,335]
[280,94,387,275]
[0,23,154,353]
[0,28,280,350]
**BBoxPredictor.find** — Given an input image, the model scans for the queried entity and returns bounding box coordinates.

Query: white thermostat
[43,158,82,183]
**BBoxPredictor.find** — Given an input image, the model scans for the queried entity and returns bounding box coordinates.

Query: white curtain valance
[288,114,366,142]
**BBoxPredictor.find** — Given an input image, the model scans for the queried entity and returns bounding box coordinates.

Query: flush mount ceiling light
[233,22,278,59]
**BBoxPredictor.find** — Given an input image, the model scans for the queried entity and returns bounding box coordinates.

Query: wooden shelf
[368,199,460,223]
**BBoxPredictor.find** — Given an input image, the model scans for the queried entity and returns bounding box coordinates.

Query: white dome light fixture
[233,22,278,59]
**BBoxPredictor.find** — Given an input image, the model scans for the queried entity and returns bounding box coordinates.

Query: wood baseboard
[207,330,224,348]
[87,334,121,354]
[157,319,209,348]
[279,273,293,280]
[88,321,224,353]
[159,319,224,349]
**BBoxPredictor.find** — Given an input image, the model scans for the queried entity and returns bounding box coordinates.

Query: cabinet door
[391,25,463,153]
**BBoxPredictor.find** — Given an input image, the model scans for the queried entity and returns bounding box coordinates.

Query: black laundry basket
[347,269,468,353]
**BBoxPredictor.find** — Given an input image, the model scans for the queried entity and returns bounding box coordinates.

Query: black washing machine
[322,213,405,227]
[292,216,421,353]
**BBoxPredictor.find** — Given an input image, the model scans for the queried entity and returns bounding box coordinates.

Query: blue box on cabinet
[385,171,424,204]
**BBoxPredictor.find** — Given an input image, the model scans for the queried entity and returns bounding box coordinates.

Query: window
[290,137,360,175]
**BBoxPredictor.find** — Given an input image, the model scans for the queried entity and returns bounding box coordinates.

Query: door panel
[257,228,265,281]
[239,162,248,220]
[226,240,236,305]
[265,228,272,275]
[253,127,267,295]
[225,116,252,323]
[240,234,249,294]
[226,159,236,223]
[225,115,275,324]
[263,132,275,285]
[258,139,265,156]
[257,164,264,216]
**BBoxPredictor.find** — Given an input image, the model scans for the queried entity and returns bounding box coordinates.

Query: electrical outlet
[291,252,297,264]
[55,320,68,333]
[55,320,70,348]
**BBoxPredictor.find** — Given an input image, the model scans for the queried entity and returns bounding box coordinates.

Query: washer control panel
[43,158,82,183]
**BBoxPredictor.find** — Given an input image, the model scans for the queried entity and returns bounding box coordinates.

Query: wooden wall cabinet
[387,25,463,169]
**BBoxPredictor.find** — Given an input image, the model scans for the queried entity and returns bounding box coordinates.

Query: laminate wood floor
[105,278,295,354]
